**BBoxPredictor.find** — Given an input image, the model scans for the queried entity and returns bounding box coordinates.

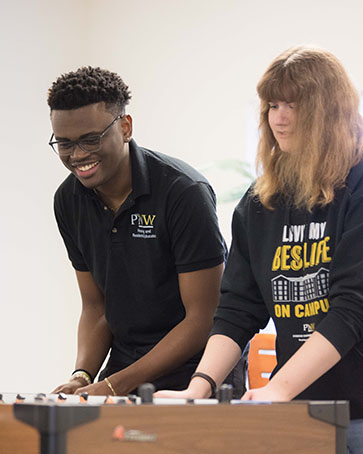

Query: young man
[48,67,235,397]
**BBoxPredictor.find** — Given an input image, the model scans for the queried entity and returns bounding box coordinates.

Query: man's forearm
[109,315,214,395]
[75,311,112,379]
[73,270,113,380]
[108,265,225,395]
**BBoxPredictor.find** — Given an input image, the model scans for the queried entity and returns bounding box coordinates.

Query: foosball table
[0,385,349,454]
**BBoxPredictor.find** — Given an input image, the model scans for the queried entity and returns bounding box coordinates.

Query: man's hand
[52,379,116,396]
[52,378,86,395]
[74,380,112,396]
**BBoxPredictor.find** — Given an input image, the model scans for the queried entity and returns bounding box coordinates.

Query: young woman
[155,46,363,453]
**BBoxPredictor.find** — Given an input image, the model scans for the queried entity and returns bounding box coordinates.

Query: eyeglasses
[49,115,123,156]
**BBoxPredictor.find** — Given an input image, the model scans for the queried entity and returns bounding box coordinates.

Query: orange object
[112,425,125,440]
[248,333,277,389]
[104,396,115,405]
[15,395,25,404]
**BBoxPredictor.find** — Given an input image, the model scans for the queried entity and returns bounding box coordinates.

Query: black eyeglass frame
[49,114,124,156]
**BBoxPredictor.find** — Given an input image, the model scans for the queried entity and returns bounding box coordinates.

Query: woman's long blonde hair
[253,46,363,210]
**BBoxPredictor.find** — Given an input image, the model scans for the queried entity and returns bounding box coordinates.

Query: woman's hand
[241,384,290,402]
[153,389,198,399]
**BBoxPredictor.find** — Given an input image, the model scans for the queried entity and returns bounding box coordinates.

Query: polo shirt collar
[71,138,151,199]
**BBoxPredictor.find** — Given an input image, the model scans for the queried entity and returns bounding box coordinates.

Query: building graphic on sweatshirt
[271,268,329,303]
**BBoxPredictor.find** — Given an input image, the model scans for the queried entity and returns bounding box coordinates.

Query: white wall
[1,0,362,392]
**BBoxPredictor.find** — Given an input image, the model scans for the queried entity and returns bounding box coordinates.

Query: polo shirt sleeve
[54,191,89,272]
[166,182,226,273]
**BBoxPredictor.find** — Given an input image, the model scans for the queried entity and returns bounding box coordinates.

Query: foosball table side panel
[0,405,39,454]
[67,403,337,454]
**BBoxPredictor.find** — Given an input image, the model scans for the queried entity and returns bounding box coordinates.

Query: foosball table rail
[0,392,349,454]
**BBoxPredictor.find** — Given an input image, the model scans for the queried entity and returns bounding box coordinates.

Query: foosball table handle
[217,384,233,403]
[138,383,155,404]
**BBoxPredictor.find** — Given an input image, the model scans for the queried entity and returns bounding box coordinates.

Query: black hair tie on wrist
[191,372,217,397]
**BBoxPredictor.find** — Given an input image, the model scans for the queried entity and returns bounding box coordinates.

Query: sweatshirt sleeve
[211,194,270,351]
[315,189,363,357]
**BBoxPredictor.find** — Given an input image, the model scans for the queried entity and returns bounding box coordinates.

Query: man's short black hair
[47,66,132,114]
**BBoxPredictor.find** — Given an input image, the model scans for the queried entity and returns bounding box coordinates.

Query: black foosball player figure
[155,46,363,454]
[47,67,246,400]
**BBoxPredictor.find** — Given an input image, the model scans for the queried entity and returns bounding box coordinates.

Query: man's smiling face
[51,102,132,191]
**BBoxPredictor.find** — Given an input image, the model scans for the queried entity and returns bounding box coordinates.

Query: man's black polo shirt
[54,139,226,369]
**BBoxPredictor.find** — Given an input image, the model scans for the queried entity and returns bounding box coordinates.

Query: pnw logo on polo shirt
[130,213,157,239]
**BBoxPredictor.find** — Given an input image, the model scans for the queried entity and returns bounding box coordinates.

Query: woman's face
[268,100,296,152]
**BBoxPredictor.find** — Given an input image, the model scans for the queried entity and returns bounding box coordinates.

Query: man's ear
[121,114,133,141]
